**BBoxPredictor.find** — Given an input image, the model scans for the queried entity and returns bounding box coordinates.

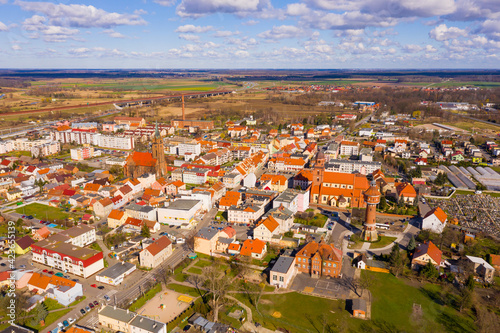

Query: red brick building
[295,241,343,278]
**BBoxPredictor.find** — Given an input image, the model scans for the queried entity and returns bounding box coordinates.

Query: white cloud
[213,30,240,37]
[233,50,249,57]
[429,24,467,41]
[258,25,305,39]
[12,44,22,50]
[242,20,259,26]
[23,15,80,42]
[176,0,273,18]
[175,24,212,33]
[154,0,177,6]
[0,21,8,31]
[15,1,146,28]
[286,3,309,16]
[425,44,437,52]
[402,44,423,53]
[178,33,200,41]
[102,29,126,38]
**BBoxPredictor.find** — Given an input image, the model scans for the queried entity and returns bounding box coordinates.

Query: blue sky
[0,0,499,69]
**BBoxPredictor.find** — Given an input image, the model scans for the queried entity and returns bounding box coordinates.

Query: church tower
[151,122,167,177]
[361,180,380,242]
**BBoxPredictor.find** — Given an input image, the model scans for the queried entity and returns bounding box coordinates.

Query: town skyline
[0,0,499,69]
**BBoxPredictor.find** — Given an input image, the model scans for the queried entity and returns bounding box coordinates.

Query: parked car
[68,318,75,324]
[43,269,48,273]
[55,272,64,277]
[48,271,54,275]
[103,295,111,302]
[63,320,69,327]
[91,284,97,288]
[80,309,86,315]
[27,215,34,219]
[85,306,91,312]
[98,286,104,290]
[20,265,26,268]
[89,302,94,309]
[57,323,64,329]
[93,301,99,306]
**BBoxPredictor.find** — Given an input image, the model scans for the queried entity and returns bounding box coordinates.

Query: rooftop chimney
[182,95,185,121]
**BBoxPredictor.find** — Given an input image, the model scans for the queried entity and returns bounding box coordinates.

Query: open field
[443,121,500,132]
[16,203,69,220]
[365,270,476,332]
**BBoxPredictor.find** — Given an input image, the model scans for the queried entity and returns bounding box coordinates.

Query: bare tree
[203,265,230,322]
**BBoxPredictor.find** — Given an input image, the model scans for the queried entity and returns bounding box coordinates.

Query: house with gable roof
[395,182,417,204]
[253,216,281,242]
[412,241,442,269]
[240,238,267,259]
[422,207,447,233]
[139,236,173,268]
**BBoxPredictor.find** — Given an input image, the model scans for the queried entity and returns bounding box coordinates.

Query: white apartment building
[31,141,61,158]
[178,142,201,157]
[60,224,96,247]
[53,130,134,150]
[228,202,266,224]
[182,168,208,185]
[326,159,382,175]
[0,140,13,154]
[340,141,360,156]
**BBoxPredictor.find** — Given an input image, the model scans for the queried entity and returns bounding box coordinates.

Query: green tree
[466,274,475,291]
[420,261,439,280]
[379,196,387,210]
[28,303,48,327]
[407,236,416,252]
[389,243,404,277]
[141,224,151,238]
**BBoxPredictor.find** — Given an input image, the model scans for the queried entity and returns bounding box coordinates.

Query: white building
[422,207,447,234]
[70,147,97,161]
[340,141,360,156]
[31,141,61,158]
[325,159,382,175]
[96,262,136,286]
[178,142,201,157]
[269,255,297,289]
[157,199,202,226]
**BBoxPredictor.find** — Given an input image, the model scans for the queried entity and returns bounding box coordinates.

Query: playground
[136,289,193,323]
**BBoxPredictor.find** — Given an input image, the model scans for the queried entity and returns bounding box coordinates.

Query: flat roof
[96,262,136,279]
[129,315,165,333]
[166,199,201,211]
[271,256,295,274]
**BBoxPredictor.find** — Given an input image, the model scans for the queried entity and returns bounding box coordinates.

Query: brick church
[125,123,167,178]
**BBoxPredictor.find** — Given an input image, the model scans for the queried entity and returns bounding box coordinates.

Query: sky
[0,0,499,69]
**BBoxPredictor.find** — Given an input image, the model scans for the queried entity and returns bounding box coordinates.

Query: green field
[233,292,359,332]
[26,308,72,331]
[365,270,476,332]
[30,79,237,92]
[187,267,203,275]
[129,283,162,311]
[16,203,69,220]
[369,236,397,249]
[167,283,202,297]
[194,259,212,268]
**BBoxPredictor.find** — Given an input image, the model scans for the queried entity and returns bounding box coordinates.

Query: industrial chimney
[182,94,185,121]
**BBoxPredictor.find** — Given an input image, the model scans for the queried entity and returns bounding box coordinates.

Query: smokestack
[182,94,185,121]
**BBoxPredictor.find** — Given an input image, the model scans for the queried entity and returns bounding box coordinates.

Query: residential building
[14,236,34,255]
[27,273,83,306]
[395,182,417,204]
[240,239,267,259]
[59,224,96,247]
[340,141,360,156]
[422,207,447,234]
[139,236,173,269]
[325,159,382,175]
[412,241,442,269]
[464,256,495,283]
[107,209,128,229]
[295,241,343,278]
[269,255,297,289]
[273,188,310,213]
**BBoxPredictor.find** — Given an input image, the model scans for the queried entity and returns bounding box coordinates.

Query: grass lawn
[233,292,359,332]
[369,236,397,249]
[27,308,72,331]
[68,296,86,307]
[43,298,64,311]
[364,270,476,332]
[16,203,68,220]
[219,304,244,329]
[294,213,328,227]
[167,283,203,297]
[194,259,213,268]
[187,267,203,275]
[89,242,102,251]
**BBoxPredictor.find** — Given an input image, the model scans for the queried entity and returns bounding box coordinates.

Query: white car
[68,318,75,325]
[57,323,64,329]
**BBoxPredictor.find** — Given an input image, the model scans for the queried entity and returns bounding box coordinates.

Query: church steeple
[155,121,160,138]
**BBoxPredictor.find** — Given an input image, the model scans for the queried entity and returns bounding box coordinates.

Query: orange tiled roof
[108,209,124,220]
[84,183,101,192]
[145,236,172,256]
[259,216,279,233]
[296,241,343,262]
[240,239,266,256]
[425,207,447,223]
[414,241,442,264]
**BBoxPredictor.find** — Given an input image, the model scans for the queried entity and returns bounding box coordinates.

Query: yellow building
[14,236,34,255]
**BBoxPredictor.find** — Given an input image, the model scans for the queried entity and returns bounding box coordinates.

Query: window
[298,258,301,262]
[302,264,305,268]
[333,263,336,268]
[273,275,277,281]
[279,276,284,282]
[328,262,331,267]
